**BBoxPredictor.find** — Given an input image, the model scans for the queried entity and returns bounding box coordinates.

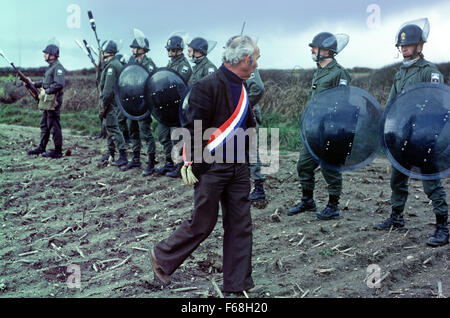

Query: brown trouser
[154,163,254,292]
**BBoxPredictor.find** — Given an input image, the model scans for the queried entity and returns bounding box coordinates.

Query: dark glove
[99,106,107,120]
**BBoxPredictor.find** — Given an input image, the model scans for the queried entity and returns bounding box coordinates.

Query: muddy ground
[0,123,449,299]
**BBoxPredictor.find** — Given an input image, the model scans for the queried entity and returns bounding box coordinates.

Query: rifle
[75,39,97,68]
[87,10,104,86]
[0,49,39,103]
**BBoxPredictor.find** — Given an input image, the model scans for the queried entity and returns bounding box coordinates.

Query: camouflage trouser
[249,105,265,181]
[390,166,448,216]
[40,108,62,149]
[128,116,156,156]
[105,104,126,153]
[157,122,177,161]
[297,144,342,197]
[117,111,129,139]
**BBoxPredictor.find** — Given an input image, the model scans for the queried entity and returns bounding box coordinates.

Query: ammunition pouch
[38,89,57,111]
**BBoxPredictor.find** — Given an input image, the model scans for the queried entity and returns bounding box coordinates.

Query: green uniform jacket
[132,55,157,74]
[246,69,264,107]
[167,54,192,83]
[387,57,443,103]
[99,58,123,108]
[188,57,217,86]
[35,60,65,107]
[309,59,351,101]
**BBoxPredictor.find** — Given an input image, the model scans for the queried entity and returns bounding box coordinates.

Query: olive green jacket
[35,60,65,106]
[167,54,192,83]
[309,59,351,101]
[387,57,443,103]
[188,56,217,86]
[99,57,123,108]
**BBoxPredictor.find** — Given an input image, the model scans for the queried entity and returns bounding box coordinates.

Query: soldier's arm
[386,83,397,106]
[422,67,444,84]
[336,69,351,87]
[247,71,265,107]
[46,66,65,94]
[100,66,116,106]
[178,64,192,83]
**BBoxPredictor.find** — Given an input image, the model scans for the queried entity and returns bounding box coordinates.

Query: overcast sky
[1,0,449,70]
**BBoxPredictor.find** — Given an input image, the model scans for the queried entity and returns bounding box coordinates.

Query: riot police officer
[97,40,129,167]
[374,19,448,247]
[154,35,192,176]
[121,30,158,176]
[247,69,266,202]
[187,37,217,86]
[27,43,65,159]
[288,32,351,220]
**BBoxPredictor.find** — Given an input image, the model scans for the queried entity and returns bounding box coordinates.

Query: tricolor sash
[206,83,249,155]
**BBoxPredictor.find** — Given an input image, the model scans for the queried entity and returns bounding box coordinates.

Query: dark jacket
[184,67,257,176]
[35,60,65,107]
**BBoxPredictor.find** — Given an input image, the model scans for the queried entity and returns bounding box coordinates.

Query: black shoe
[121,153,141,171]
[287,198,316,216]
[166,162,183,178]
[427,215,449,247]
[374,211,405,230]
[98,150,114,162]
[143,154,156,177]
[27,146,45,156]
[111,150,128,167]
[250,180,266,201]
[155,160,174,175]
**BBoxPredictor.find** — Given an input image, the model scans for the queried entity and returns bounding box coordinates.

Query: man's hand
[99,105,107,120]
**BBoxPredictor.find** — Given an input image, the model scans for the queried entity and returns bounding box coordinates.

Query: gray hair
[222,35,255,65]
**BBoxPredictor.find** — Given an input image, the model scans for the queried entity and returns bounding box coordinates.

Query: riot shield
[147,67,188,127]
[380,83,450,180]
[300,85,382,172]
[114,63,152,121]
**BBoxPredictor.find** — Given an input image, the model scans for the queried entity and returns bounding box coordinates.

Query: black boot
[166,162,183,178]
[27,146,45,156]
[98,150,115,162]
[249,180,266,201]
[143,154,156,176]
[42,145,63,159]
[374,208,405,230]
[316,195,340,220]
[121,152,141,171]
[112,150,128,167]
[427,215,449,247]
[287,191,316,216]
[154,159,174,176]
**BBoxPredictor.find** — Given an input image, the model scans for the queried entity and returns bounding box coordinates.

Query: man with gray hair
[149,35,262,296]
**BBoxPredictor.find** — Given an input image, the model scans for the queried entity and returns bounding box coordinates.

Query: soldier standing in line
[27,43,65,159]
[97,40,129,167]
[121,31,158,176]
[154,35,192,176]
[287,32,351,220]
[246,68,266,202]
[374,19,448,247]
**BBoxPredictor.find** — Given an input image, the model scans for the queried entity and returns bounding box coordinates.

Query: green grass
[261,111,302,151]
[0,104,101,136]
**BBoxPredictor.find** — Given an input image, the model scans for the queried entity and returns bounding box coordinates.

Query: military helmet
[309,32,338,52]
[165,35,184,50]
[188,37,208,55]
[43,44,59,57]
[396,24,425,47]
[130,38,150,51]
[102,40,118,54]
